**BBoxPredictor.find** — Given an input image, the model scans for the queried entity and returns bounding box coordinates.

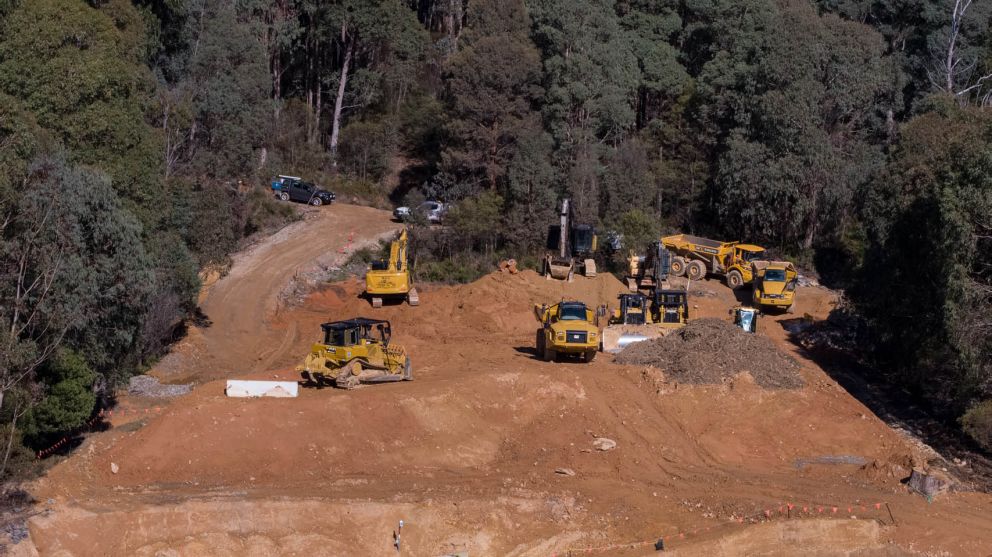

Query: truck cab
[751,261,798,312]
[534,301,600,362]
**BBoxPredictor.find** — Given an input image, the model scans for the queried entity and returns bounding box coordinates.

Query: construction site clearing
[10,205,992,556]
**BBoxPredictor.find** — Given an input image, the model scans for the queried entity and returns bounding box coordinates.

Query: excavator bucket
[545,255,573,280]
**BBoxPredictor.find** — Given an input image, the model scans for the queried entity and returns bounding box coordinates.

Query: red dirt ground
[12,206,992,556]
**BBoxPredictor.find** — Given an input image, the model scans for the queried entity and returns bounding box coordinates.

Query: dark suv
[271,175,336,206]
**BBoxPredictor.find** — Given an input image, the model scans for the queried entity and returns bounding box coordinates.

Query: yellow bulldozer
[751,260,798,312]
[365,229,419,308]
[534,300,600,362]
[297,317,412,389]
[601,290,689,353]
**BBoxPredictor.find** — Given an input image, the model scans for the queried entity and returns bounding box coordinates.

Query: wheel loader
[544,198,597,281]
[297,317,412,389]
[534,300,600,362]
[365,229,419,308]
[662,234,766,288]
[600,290,689,353]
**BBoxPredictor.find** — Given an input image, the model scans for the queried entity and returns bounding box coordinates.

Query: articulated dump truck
[534,300,600,362]
[751,260,798,312]
[662,234,766,289]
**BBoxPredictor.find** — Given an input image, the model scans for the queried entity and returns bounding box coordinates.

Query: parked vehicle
[393,201,446,223]
[271,175,336,206]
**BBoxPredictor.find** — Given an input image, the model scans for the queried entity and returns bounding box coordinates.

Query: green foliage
[339,119,396,182]
[441,0,544,198]
[447,190,504,252]
[0,0,165,225]
[854,107,992,408]
[611,208,660,258]
[962,400,992,452]
[24,350,96,445]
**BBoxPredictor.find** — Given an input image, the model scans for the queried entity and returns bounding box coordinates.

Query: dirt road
[152,204,401,383]
[17,209,992,556]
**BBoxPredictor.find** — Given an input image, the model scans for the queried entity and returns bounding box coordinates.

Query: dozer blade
[601,324,665,354]
[407,288,419,306]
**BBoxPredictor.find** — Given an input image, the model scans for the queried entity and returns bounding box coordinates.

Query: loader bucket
[601,325,665,354]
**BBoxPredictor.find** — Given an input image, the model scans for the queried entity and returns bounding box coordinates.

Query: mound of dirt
[615,318,803,389]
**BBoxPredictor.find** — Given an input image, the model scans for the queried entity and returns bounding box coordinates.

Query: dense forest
[0,0,990,479]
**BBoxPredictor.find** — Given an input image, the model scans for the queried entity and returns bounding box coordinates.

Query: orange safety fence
[35,405,164,459]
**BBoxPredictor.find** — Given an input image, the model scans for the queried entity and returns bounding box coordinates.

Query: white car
[394,201,446,223]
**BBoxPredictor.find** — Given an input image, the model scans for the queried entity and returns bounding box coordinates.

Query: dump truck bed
[662,234,734,254]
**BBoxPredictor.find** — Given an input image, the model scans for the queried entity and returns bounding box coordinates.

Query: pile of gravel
[615,318,803,389]
[128,375,192,398]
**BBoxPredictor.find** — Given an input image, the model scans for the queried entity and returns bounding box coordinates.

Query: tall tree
[440,0,545,197]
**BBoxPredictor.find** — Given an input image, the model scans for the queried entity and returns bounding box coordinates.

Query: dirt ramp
[663,519,904,556]
[615,318,803,389]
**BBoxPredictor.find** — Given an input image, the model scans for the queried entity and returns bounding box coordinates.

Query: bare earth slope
[152,203,402,383]
[16,208,992,556]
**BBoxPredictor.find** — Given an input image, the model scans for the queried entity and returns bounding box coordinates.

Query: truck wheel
[688,260,706,280]
[671,257,687,277]
[726,270,744,289]
[544,348,556,362]
[535,329,545,358]
[585,349,597,363]
[786,304,795,314]
[279,192,289,201]
[310,197,323,206]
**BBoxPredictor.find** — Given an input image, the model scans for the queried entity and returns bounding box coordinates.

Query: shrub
[961,400,992,451]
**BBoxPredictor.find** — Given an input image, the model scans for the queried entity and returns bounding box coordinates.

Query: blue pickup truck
[271,175,336,206]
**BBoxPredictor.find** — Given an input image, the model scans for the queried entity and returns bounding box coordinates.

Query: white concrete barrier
[225,380,299,398]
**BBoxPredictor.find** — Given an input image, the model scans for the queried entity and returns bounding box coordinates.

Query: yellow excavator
[365,229,419,308]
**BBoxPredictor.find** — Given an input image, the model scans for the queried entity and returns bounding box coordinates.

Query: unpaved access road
[151,203,401,383]
[17,207,992,557]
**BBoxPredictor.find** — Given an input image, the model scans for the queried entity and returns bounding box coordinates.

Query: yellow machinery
[626,242,672,291]
[365,229,419,308]
[601,291,689,353]
[752,261,798,312]
[544,198,598,280]
[534,300,600,362]
[297,317,412,389]
[662,234,766,288]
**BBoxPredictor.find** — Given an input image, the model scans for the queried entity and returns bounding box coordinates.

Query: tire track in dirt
[151,204,401,384]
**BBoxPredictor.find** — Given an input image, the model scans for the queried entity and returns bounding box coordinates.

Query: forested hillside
[1,0,991,479]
